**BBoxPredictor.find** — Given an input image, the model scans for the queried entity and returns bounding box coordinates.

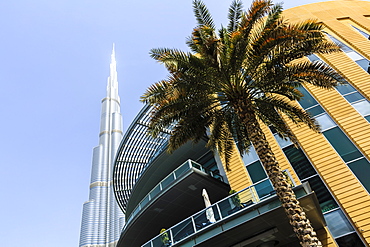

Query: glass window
[327,34,352,53]
[274,134,292,149]
[306,176,338,212]
[325,209,354,238]
[246,161,267,183]
[336,83,356,95]
[132,206,141,218]
[283,145,316,180]
[197,151,217,170]
[242,146,260,165]
[323,127,362,162]
[346,51,364,61]
[307,105,325,117]
[352,100,370,116]
[356,59,370,72]
[316,114,336,131]
[298,87,317,109]
[348,158,370,193]
[336,232,365,247]
[344,92,364,103]
[351,25,370,39]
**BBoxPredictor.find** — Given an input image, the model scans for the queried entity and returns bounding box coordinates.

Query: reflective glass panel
[283,145,316,180]
[171,218,194,243]
[336,232,365,247]
[307,105,325,117]
[161,173,175,188]
[356,59,370,72]
[140,194,150,208]
[255,180,274,198]
[325,209,354,238]
[152,229,171,247]
[218,198,234,218]
[323,127,362,162]
[191,160,201,170]
[348,158,370,193]
[336,83,356,95]
[352,25,370,39]
[298,87,317,109]
[306,176,338,212]
[344,92,364,103]
[246,161,267,183]
[347,51,364,61]
[242,146,259,164]
[150,184,161,199]
[327,35,352,52]
[316,114,336,131]
[274,134,293,148]
[174,163,190,178]
[193,207,218,230]
[352,100,370,116]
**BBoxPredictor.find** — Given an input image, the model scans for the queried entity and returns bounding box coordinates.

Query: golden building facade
[224,1,370,246]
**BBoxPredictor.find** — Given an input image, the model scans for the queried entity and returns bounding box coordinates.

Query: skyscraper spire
[108,44,118,97]
[112,43,115,60]
[79,46,125,247]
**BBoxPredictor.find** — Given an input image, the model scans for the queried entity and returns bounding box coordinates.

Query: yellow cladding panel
[285,115,370,244]
[283,2,370,245]
[222,142,252,192]
[317,227,338,247]
[304,77,370,159]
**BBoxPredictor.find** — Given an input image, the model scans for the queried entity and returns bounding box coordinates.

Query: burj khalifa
[79,45,125,247]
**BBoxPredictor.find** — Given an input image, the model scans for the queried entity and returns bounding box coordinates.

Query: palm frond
[257,96,320,133]
[228,0,244,32]
[286,61,345,89]
[144,0,343,170]
[239,0,272,37]
[193,0,215,29]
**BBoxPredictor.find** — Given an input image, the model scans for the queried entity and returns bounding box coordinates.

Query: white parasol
[202,188,216,223]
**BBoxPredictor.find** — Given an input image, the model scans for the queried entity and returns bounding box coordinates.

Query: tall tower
[80,45,125,247]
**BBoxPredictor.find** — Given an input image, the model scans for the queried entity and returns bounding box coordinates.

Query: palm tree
[141,0,344,246]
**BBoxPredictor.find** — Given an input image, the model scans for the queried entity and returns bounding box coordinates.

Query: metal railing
[141,183,282,247]
[125,160,224,226]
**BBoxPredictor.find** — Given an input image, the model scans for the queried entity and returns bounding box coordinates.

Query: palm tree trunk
[241,109,322,247]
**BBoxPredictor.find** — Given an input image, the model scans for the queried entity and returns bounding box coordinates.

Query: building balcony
[117,159,230,247]
[141,182,325,247]
[126,159,225,226]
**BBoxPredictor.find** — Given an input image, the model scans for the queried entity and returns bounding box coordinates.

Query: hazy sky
[0,0,333,246]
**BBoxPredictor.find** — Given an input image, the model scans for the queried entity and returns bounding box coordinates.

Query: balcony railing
[141,182,307,247]
[125,159,224,227]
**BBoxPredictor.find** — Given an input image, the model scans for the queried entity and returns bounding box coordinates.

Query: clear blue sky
[0,0,330,246]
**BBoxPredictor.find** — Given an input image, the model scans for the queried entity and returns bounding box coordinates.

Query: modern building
[79,46,125,247]
[113,1,370,247]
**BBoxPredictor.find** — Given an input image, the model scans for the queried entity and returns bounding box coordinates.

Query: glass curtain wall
[307,54,370,122]
[290,86,369,246]
[297,86,370,193]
